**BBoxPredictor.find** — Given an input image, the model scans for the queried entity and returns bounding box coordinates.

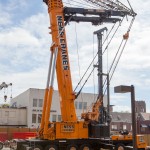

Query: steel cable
[102,17,135,98]
[76,16,135,101]
[74,19,120,92]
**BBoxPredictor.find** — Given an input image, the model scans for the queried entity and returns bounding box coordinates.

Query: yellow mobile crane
[15,0,147,150]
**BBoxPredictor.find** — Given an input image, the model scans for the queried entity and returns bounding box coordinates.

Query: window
[12,102,17,107]
[32,114,36,123]
[141,107,144,112]
[77,102,87,110]
[33,99,37,107]
[141,127,145,132]
[5,111,9,117]
[139,136,144,142]
[52,114,57,122]
[38,114,42,123]
[79,102,83,109]
[117,115,121,120]
[58,115,62,121]
[75,101,78,109]
[39,99,43,107]
[135,107,138,112]
[112,125,117,130]
[123,125,127,130]
[9,111,16,118]
[83,102,87,109]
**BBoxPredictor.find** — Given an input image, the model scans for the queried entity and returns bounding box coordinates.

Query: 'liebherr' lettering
[57,16,69,70]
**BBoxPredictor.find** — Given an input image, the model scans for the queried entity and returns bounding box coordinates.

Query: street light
[114,85,137,150]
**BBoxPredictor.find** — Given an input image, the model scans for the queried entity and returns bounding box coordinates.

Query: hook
[4,95,7,102]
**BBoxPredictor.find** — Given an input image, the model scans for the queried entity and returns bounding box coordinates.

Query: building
[110,102,150,134]
[10,88,107,128]
[137,113,150,134]
[110,112,132,132]
[0,107,27,126]
[11,88,57,128]
[10,88,150,133]
[135,101,146,113]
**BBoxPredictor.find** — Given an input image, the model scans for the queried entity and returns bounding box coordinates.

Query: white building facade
[10,88,107,128]
[0,108,27,126]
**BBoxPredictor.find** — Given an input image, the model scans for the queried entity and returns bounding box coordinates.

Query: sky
[0,0,150,113]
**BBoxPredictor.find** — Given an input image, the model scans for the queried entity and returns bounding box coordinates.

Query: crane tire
[66,144,78,150]
[45,145,58,150]
[79,144,92,150]
[115,143,125,150]
[0,142,3,150]
[33,145,44,150]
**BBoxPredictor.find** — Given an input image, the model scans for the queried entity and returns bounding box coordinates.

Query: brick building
[135,101,146,113]
[137,113,150,134]
[110,112,132,132]
[110,102,150,134]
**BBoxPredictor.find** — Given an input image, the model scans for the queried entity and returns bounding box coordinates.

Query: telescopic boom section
[39,0,88,141]
[44,0,77,122]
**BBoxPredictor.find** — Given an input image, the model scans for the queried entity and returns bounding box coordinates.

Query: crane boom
[84,0,136,16]
[39,0,88,140]
[44,0,77,122]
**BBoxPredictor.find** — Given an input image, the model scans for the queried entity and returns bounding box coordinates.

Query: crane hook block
[123,32,129,40]
[4,95,7,101]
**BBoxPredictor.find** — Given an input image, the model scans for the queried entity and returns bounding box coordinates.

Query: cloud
[20,13,49,38]
[0,0,150,113]
[4,0,27,11]
[0,13,11,26]
[0,11,51,75]
[113,105,131,112]
[0,2,51,103]
[0,67,48,104]
[0,6,12,26]
[0,27,39,47]
[0,0,27,26]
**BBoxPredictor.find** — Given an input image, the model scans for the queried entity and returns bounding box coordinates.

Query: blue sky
[0,0,150,112]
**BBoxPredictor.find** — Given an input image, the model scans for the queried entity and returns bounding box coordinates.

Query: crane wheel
[33,145,44,150]
[115,143,125,150]
[45,145,58,150]
[79,144,92,150]
[0,142,3,150]
[67,144,78,150]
